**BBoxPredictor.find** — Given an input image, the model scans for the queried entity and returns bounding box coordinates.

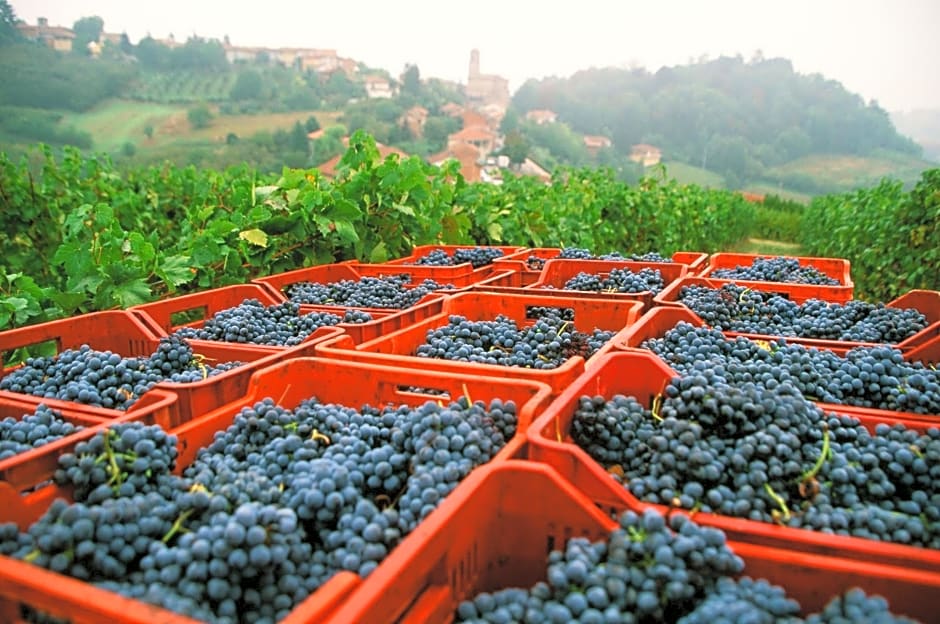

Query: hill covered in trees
[510,55,924,189]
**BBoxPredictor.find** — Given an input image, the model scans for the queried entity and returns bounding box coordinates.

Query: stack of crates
[0,246,935,623]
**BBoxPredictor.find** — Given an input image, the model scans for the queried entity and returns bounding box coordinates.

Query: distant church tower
[469,49,480,80]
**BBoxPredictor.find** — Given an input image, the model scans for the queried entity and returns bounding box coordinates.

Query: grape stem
[800,425,831,484]
[763,483,791,522]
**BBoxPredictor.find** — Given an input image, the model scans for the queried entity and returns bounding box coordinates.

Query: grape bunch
[456,508,745,623]
[2,391,520,623]
[416,309,615,369]
[570,371,940,548]
[526,248,671,269]
[54,422,179,503]
[285,274,455,309]
[0,405,84,461]
[678,283,928,343]
[0,336,242,411]
[413,247,505,268]
[642,321,940,415]
[562,267,666,294]
[174,299,344,346]
[711,256,841,285]
[454,515,916,623]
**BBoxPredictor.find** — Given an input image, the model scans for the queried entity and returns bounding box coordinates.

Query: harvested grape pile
[413,247,504,268]
[174,299,372,346]
[1,393,519,623]
[0,405,83,461]
[525,248,670,270]
[0,336,242,411]
[678,283,927,342]
[710,256,841,285]
[561,267,666,294]
[416,308,615,369]
[455,509,916,623]
[570,371,940,548]
[285,274,455,309]
[642,322,940,414]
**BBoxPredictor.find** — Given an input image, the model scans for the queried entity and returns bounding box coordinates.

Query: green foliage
[748,195,804,243]
[802,169,940,301]
[512,57,921,184]
[0,0,21,46]
[0,106,93,148]
[187,104,213,129]
[71,16,104,55]
[0,134,762,331]
[0,43,137,111]
[230,69,264,101]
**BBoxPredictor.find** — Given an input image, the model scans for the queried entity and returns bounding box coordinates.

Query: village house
[363,75,395,99]
[428,141,484,182]
[16,17,75,52]
[525,109,558,125]
[399,106,429,138]
[629,143,662,166]
[583,134,613,155]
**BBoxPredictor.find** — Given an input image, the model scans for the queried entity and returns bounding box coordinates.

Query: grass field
[731,238,804,256]
[765,150,936,192]
[57,100,341,153]
[654,161,726,188]
[741,183,813,204]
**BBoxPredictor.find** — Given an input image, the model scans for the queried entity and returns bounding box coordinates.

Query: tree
[230,69,263,101]
[289,121,310,155]
[401,64,420,97]
[144,124,154,140]
[187,104,213,129]
[72,16,104,55]
[502,130,530,165]
[135,36,172,69]
[304,116,320,133]
[0,0,21,46]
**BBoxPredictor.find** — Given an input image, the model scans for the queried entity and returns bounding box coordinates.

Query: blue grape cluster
[642,322,940,414]
[2,393,518,623]
[679,283,928,342]
[804,587,918,623]
[416,309,615,369]
[285,273,455,309]
[0,405,84,460]
[413,247,505,268]
[455,512,916,623]
[562,267,666,294]
[570,360,940,547]
[0,336,243,411]
[54,422,179,503]
[456,508,744,623]
[526,248,671,270]
[174,299,344,346]
[711,256,841,285]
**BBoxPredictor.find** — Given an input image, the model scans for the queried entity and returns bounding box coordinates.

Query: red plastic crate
[314,291,645,395]
[171,355,551,469]
[0,388,177,526]
[526,350,940,574]
[528,258,689,307]
[0,356,549,624]
[0,308,343,429]
[382,244,528,266]
[657,275,858,307]
[649,287,940,360]
[701,252,853,287]
[327,462,938,624]
[499,247,709,272]
[252,262,486,316]
[129,283,390,352]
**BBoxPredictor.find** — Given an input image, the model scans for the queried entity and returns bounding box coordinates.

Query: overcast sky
[12,0,940,112]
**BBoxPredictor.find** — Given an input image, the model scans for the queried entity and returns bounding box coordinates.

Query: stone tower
[469,49,480,80]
